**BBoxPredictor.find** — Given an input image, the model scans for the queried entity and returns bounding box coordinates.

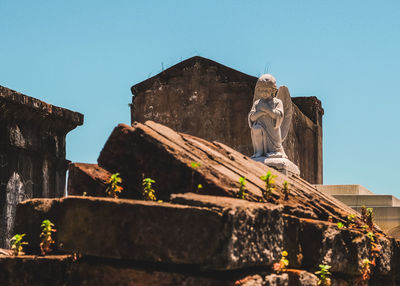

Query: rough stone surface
[15,195,284,270]
[130,56,323,184]
[1,254,398,285]
[263,273,289,285]
[286,269,318,286]
[283,214,397,277]
[0,85,83,248]
[0,255,300,286]
[69,261,234,286]
[0,255,74,286]
[172,194,399,281]
[11,194,400,285]
[67,163,110,197]
[98,121,355,222]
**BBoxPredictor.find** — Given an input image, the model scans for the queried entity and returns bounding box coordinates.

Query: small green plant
[282,181,291,200]
[190,162,201,168]
[366,231,381,254]
[315,264,331,286]
[337,222,345,229]
[273,250,289,273]
[366,208,374,229]
[260,171,276,200]
[190,162,201,192]
[105,173,123,198]
[366,232,375,243]
[346,214,356,228]
[336,214,356,229]
[237,177,248,199]
[10,234,28,256]
[197,184,203,192]
[40,220,56,255]
[142,177,157,201]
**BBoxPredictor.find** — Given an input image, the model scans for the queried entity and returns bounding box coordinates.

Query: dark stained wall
[130,57,323,184]
[0,86,83,247]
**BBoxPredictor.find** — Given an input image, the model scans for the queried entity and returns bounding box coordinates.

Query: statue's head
[255,74,278,99]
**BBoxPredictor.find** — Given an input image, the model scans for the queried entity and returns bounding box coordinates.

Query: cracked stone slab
[15,195,284,270]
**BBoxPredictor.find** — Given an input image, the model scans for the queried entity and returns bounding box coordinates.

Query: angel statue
[248,74,299,175]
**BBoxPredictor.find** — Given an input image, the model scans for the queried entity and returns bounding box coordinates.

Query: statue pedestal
[252,157,300,177]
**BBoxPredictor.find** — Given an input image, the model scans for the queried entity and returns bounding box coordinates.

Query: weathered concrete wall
[130,56,323,184]
[0,85,83,247]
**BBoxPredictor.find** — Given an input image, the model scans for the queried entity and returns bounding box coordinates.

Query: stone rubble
[0,120,398,285]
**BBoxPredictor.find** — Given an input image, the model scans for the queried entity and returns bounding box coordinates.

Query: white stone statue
[248,74,299,175]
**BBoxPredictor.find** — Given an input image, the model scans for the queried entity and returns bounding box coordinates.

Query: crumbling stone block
[97,121,356,223]
[69,260,234,286]
[67,163,110,197]
[286,269,318,286]
[15,194,284,270]
[0,255,73,286]
[283,214,397,277]
[0,255,295,286]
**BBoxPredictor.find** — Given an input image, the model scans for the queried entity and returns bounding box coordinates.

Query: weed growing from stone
[366,232,375,243]
[260,171,276,201]
[366,208,374,229]
[106,173,123,198]
[197,184,203,192]
[40,219,56,255]
[190,161,201,192]
[273,250,289,273]
[142,177,157,201]
[315,264,331,286]
[10,234,28,256]
[337,222,344,229]
[367,231,381,257]
[282,181,290,200]
[237,177,247,199]
[346,214,356,228]
[190,162,201,169]
[357,229,381,284]
[336,214,357,230]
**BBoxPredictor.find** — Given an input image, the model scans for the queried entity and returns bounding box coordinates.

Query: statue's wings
[276,86,292,141]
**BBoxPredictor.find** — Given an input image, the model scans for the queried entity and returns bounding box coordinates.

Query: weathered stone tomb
[0,85,83,247]
[130,56,324,184]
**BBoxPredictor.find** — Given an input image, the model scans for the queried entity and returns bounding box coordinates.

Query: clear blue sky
[1,1,399,195]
